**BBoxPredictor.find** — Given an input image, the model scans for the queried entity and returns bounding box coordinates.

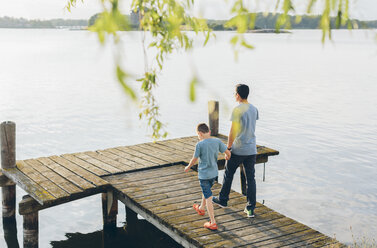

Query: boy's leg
[243,155,257,211]
[218,154,243,204]
[199,194,206,211]
[205,196,216,224]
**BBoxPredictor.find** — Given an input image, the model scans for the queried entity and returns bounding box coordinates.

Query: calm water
[0,29,377,247]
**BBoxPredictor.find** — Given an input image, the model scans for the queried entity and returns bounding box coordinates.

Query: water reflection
[50,220,182,248]
[2,218,20,248]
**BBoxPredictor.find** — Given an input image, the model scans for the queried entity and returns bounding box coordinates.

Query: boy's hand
[184,166,190,172]
[225,153,231,160]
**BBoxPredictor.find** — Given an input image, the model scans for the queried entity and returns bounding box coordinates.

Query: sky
[0,0,376,21]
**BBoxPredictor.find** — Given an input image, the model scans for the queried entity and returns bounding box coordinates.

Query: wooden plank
[61,154,108,176]
[236,229,318,248]
[131,144,182,164]
[144,142,193,162]
[18,185,109,215]
[114,173,198,190]
[203,219,311,247]
[256,229,325,248]
[74,152,122,174]
[196,216,298,246]
[120,180,201,199]
[104,164,185,184]
[104,169,197,187]
[131,184,205,207]
[105,148,157,168]
[117,146,170,165]
[137,143,185,161]
[17,160,69,199]
[164,196,249,225]
[36,157,95,191]
[202,222,310,248]
[24,159,82,195]
[2,167,55,205]
[96,149,142,169]
[84,151,134,172]
[158,139,195,154]
[188,208,281,237]
[150,193,242,217]
[49,155,109,187]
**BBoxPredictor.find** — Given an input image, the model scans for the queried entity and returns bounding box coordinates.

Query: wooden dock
[1,120,345,247]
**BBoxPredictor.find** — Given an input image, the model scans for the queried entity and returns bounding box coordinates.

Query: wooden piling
[208,101,219,136]
[23,201,38,248]
[1,121,16,220]
[102,190,118,229]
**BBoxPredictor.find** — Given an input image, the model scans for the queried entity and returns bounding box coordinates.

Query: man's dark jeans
[219,153,257,211]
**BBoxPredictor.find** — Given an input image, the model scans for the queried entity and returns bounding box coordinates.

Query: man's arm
[227,121,237,149]
[184,157,198,172]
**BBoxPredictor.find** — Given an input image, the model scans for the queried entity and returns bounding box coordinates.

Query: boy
[184,123,231,230]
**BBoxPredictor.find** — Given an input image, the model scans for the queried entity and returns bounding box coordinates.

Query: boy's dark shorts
[199,177,217,199]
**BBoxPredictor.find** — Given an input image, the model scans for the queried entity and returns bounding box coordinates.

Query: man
[213,84,259,218]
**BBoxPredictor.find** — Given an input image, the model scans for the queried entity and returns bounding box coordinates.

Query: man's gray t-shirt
[194,138,227,180]
[230,103,259,156]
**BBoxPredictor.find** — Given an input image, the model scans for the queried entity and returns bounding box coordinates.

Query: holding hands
[225,153,231,160]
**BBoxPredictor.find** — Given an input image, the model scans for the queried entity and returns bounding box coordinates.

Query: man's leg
[218,154,243,204]
[243,154,257,211]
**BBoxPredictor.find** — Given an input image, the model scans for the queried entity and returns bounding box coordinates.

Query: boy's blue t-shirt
[194,138,227,180]
[230,103,259,156]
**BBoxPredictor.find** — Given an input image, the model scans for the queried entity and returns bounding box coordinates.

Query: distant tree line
[0,16,87,28]
[1,13,376,30]
[208,13,377,30]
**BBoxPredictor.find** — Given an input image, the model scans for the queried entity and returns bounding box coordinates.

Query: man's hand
[184,166,190,172]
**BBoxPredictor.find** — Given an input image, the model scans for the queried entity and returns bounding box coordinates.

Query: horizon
[1,11,377,22]
[1,0,377,21]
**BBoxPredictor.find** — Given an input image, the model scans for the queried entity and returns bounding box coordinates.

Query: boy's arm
[184,157,198,172]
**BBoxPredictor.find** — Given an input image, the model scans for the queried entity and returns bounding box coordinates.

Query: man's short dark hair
[197,123,210,133]
[236,84,250,99]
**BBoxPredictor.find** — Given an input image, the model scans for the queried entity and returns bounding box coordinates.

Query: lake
[0,28,377,247]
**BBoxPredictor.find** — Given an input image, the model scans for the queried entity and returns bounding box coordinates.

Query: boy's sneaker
[244,207,255,218]
[204,221,218,230]
[212,196,227,208]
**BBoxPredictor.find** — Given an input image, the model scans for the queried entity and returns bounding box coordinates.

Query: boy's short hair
[197,123,210,133]
[236,84,250,99]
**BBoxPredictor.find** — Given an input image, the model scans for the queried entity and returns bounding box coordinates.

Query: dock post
[23,212,38,248]
[1,121,16,221]
[208,101,219,136]
[102,190,118,230]
[240,164,247,196]
[21,196,39,248]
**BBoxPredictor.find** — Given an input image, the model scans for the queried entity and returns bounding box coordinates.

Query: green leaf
[189,77,198,102]
[204,31,211,46]
[241,40,254,49]
[230,35,239,46]
[116,66,137,100]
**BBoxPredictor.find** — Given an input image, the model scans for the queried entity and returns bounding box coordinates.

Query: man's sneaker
[212,196,227,208]
[244,207,255,218]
